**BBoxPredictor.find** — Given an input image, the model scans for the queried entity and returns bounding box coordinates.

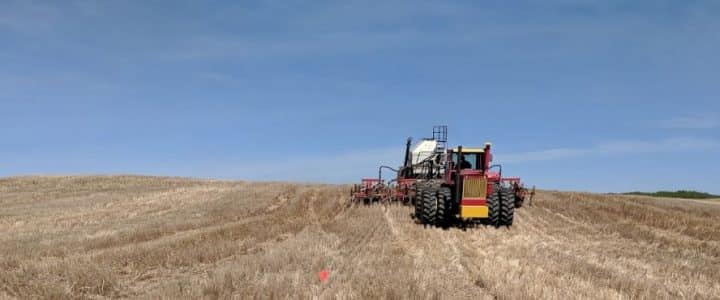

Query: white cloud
[218,147,405,183]
[656,114,719,129]
[71,0,101,16]
[214,137,720,181]
[0,2,59,32]
[166,30,440,61]
[498,137,720,163]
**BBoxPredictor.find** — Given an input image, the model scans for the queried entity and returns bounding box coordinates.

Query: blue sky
[1,0,718,193]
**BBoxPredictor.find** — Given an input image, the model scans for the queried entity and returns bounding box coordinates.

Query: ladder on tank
[432,125,447,154]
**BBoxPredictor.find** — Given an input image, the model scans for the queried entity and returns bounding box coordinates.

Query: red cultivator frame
[351,169,534,208]
[350,176,418,205]
[501,177,536,208]
[350,178,387,205]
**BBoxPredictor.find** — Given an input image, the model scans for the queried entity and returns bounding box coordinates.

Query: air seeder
[350,126,533,227]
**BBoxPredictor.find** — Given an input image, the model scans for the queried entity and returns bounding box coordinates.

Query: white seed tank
[409,139,439,175]
[411,139,438,164]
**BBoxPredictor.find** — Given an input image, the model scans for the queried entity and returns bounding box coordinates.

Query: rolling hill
[1,176,718,299]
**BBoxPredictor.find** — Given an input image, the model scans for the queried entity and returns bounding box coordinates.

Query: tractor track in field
[2,176,719,299]
[383,206,494,299]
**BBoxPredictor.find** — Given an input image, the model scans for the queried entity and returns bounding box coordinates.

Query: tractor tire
[487,184,502,227]
[500,186,515,226]
[437,187,453,227]
[421,188,438,226]
[414,186,425,222]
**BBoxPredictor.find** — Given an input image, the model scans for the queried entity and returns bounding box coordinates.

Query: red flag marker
[318,269,330,282]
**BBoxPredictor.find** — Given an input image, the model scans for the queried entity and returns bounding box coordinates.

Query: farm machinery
[350,126,534,227]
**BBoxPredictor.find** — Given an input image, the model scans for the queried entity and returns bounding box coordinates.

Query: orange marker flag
[318,269,330,282]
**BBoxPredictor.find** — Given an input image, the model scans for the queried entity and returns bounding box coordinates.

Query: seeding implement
[351,126,534,227]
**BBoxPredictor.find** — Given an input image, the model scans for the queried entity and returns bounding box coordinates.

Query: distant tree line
[623,190,720,199]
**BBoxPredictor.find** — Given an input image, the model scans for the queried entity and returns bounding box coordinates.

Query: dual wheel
[416,184,514,228]
[487,184,514,227]
[418,186,453,227]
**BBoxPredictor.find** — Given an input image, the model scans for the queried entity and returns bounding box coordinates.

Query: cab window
[452,153,479,169]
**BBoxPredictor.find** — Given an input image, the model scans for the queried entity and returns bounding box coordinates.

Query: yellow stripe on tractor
[461,205,488,218]
[461,176,489,218]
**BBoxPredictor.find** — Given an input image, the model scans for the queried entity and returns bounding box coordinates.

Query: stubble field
[1,176,718,299]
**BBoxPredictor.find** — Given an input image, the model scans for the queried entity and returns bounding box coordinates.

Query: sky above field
[1,0,719,193]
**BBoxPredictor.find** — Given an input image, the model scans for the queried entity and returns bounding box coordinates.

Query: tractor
[411,144,519,227]
[351,125,532,227]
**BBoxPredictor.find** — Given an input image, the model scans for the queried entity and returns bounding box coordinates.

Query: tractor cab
[448,147,488,171]
[446,143,493,178]
[444,143,496,219]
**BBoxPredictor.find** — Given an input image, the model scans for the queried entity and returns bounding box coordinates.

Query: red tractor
[351,126,532,227]
[411,144,523,227]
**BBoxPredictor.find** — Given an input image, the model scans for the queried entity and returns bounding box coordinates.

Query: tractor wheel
[437,187,453,227]
[487,184,501,227]
[421,188,438,226]
[500,186,515,226]
[414,186,425,222]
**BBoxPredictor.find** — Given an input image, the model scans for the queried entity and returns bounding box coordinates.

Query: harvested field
[1,176,719,299]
